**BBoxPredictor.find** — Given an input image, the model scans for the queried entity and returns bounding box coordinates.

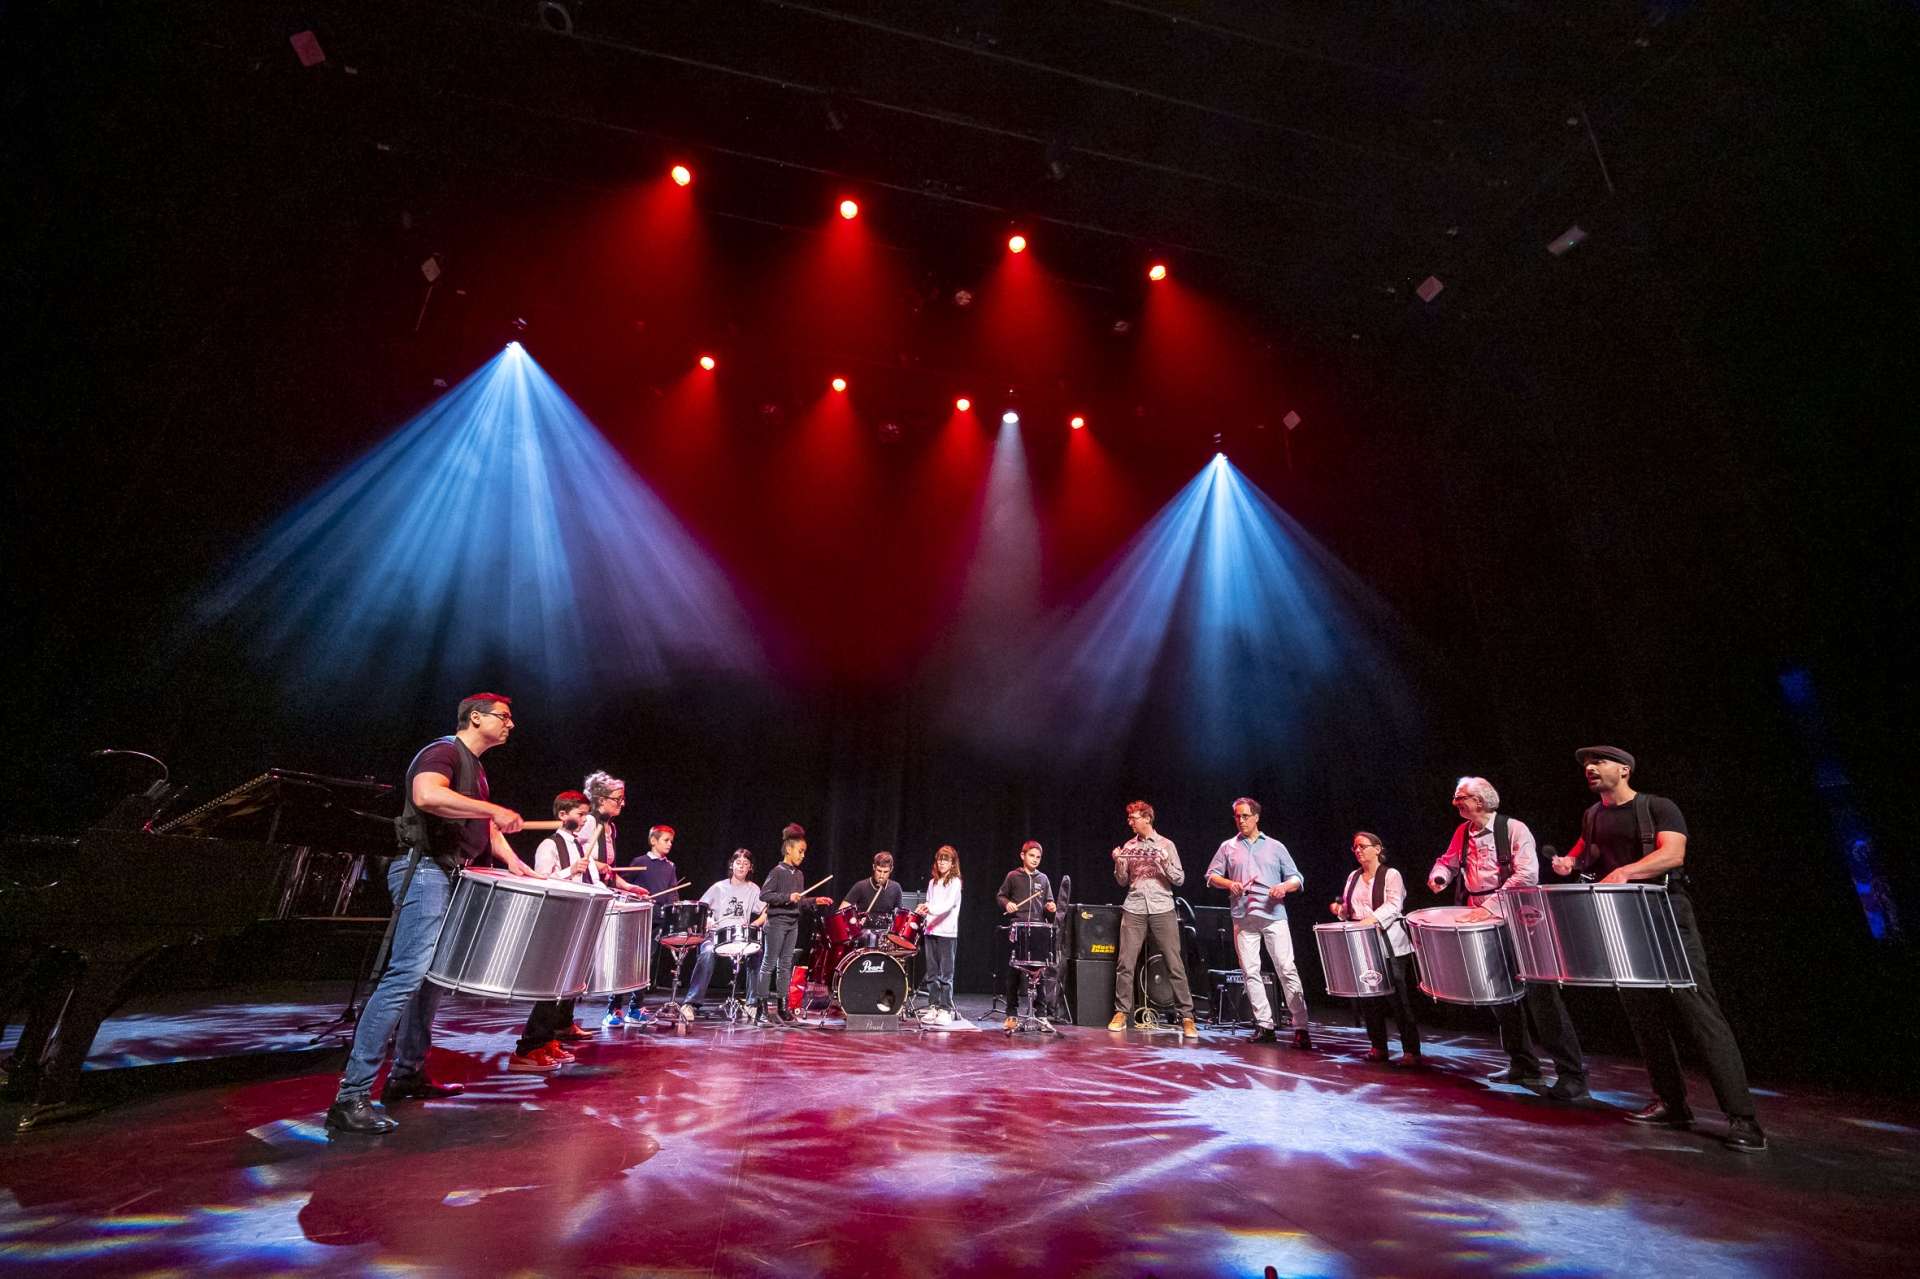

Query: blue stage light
[196,345,761,703]
[951,455,1419,766]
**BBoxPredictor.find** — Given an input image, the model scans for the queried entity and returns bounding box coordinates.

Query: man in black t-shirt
[1554,745,1766,1152]
[840,851,904,940]
[328,693,535,1136]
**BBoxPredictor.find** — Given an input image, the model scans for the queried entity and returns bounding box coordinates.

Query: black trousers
[758,914,801,1009]
[1493,981,1587,1081]
[1361,953,1422,1055]
[1004,951,1060,1016]
[516,998,576,1055]
[1618,891,1756,1119]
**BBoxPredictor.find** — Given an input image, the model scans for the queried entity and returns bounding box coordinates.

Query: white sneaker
[679,1003,696,1022]
[937,1008,955,1024]
[1037,1017,1055,1033]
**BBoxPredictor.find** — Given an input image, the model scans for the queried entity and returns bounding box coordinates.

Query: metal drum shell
[428,869,612,1001]
[834,948,910,1015]
[582,897,654,996]
[1502,884,1696,989]
[1405,906,1525,1006]
[1312,921,1396,998]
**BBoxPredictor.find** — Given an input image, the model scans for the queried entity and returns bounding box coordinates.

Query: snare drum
[583,897,654,996]
[658,900,711,948]
[1009,921,1056,970]
[835,948,910,1015]
[427,868,611,1000]
[712,922,763,958]
[1502,884,1695,988]
[1405,906,1524,1005]
[1313,921,1395,998]
[883,908,924,954]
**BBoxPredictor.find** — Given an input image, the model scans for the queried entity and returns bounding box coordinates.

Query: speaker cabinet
[1072,905,1120,960]
[1072,958,1116,1027]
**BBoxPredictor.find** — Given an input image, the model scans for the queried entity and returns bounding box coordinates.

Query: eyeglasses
[477,710,515,725]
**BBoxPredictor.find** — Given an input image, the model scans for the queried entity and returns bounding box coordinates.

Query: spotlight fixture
[838,199,860,221]
[1069,415,1086,430]
[1007,234,1028,254]
[955,397,972,412]
[698,354,716,371]
[831,376,848,393]
[670,164,693,187]
[1147,263,1167,282]
[1002,410,1020,426]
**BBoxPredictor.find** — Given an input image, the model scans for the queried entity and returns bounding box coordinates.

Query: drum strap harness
[1344,869,1410,947]
[375,736,480,985]
[1451,813,1513,905]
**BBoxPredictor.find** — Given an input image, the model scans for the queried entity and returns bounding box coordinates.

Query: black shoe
[778,1004,799,1024]
[1625,1099,1694,1128]
[383,1074,464,1102]
[1546,1076,1591,1102]
[1291,1029,1314,1051]
[1724,1116,1768,1152]
[325,1097,397,1134]
[1489,1065,1548,1088]
[1249,1027,1278,1044]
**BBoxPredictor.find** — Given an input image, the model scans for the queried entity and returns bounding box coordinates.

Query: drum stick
[801,874,833,897]
[1010,889,1043,911]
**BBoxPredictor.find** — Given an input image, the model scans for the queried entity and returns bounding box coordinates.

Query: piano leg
[11,949,163,1132]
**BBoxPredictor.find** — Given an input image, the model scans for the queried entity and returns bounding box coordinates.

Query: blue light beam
[952,455,1421,767]
[196,345,762,700]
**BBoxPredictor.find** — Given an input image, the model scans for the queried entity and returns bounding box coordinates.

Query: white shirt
[534,828,600,884]
[923,877,962,938]
[1429,816,1539,917]
[1341,866,1412,957]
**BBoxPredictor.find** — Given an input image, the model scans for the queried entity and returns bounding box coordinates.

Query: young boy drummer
[995,840,1060,1030]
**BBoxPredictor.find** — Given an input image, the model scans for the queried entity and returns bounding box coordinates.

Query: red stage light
[670,164,693,187]
[1147,262,1167,282]
[1007,234,1028,254]
[831,376,848,393]
[955,397,972,412]
[838,199,860,221]
[1070,415,1086,430]
[698,354,716,371]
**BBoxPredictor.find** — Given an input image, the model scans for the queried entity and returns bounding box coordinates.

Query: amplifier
[1072,958,1116,1027]
[1072,905,1121,960]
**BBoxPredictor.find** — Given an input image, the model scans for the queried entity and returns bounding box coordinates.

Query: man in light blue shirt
[1205,797,1313,1047]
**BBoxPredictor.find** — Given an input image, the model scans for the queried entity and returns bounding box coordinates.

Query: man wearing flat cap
[1554,746,1766,1152]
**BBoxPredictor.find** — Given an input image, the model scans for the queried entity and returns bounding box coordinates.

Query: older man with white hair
[1429,776,1589,1100]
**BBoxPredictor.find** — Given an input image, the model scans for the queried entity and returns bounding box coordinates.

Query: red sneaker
[507,1049,560,1074]
[556,1022,594,1042]
[541,1040,577,1063]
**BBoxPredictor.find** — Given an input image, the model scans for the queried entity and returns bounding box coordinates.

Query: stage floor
[2,985,1916,1276]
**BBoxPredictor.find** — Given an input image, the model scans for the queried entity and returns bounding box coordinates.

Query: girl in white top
[1330,831,1422,1064]
[916,845,963,1022]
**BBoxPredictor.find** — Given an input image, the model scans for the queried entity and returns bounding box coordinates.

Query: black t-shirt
[1583,794,1688,876]
[848,878,903,924]
[408,738,490,871]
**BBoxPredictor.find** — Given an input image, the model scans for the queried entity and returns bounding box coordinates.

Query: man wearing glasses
[326,693,534,1135]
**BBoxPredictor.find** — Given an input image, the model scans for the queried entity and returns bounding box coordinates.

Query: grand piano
[0,769,396,1131]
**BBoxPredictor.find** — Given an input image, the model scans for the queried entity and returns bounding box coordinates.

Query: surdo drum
[427,868,611,1001]
[1312,921,1396,998]
[1502,883,1695,989]
[1405,905,1525,1005]
[583,896,654,997]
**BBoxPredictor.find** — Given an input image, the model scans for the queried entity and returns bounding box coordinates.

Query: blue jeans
[338,857,453,1101]
[685,938,761,1006]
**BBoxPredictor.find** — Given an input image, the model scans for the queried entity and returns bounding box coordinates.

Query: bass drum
[834,948,910,1016]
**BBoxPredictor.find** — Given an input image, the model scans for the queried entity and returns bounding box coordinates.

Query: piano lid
[152,769,396,850]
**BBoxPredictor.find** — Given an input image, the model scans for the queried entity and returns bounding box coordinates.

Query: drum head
[835,949,909,1015]
[461,867,610,897]
[1407,905,1497,928]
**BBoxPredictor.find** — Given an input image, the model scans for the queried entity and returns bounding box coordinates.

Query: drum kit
[798,902,930,1025]
[1314,882,1696,1007]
